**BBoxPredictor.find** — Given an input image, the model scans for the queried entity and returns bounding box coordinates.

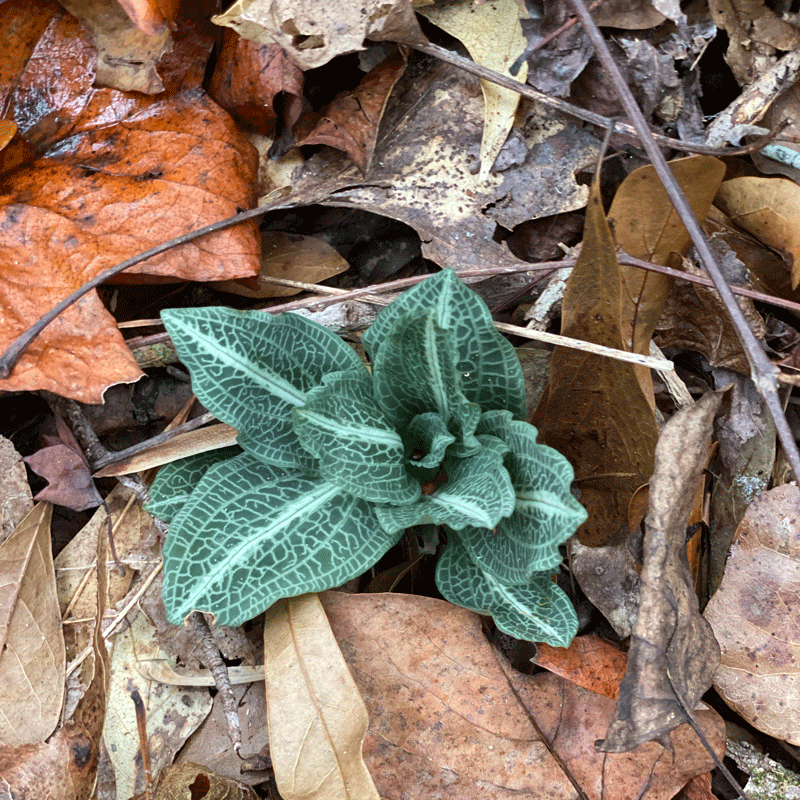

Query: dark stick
[568,0,800,481]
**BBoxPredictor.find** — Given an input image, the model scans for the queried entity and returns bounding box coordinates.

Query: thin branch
[568,0,800,481]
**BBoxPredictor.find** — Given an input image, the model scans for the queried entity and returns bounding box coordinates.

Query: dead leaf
[592,0,666,29]
[533,634,627,700]
[708,372,775,593]
[715,175,800,288]
[704,484,800,745]
[132,761,258,800]
[264,594,379,800]
[608,156,725,360]
[0,435,34,544]
[419,0,528,179]
[599,391,724,753]
[209,30,304,135]
[534,181,658,546]
[214,232,349,298]
[59,0,172,93]
[25,444,103,512]
[320,591,724,799]
[212,0,427,71]
[103,609,212,799]
[0,4,259,402]
[0,502,65,746]
[116,0,179,35]
[299,48,408,173]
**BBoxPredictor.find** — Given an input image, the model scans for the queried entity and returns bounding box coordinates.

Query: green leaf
[147,446,242,523]
[364,269,526,419]
[163,453,400,626]
[436,537,578,646]
[161,307,364,469]
[375,448,515,534]
[372,310,481,444]
[292,370,420,505]
[402,412,455,470]
[457,411,588,583]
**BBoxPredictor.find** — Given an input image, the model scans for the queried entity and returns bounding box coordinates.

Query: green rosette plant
[148,269,587,646]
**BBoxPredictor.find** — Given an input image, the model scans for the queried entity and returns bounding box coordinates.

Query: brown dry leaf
[59,0,172,93]
[533,634,627,700]
[264,594,379,800]
[592,0,666,28]
[103,608,212,799]
[608,156,725,362]
[533,181,658,546]
[320,591,724,800]
[419,0,527,180]
[654,257,766,375]
[704,484,800,745]
[715,176,800,288]
[132,761,258,800]
[299,49,408,173]
[599,391,723,753]
[24,443,103,511]
[209,30,304,135]
[214,232,350,298]
[0,435,33,544]
[0,503,65,747]
[708,372,775,593]
[212,0,427,70]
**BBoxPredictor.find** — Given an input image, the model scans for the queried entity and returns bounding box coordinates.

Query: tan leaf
[533,181,659,546]
[132,761,258,800]
[704,484,800,745]
[419,0,527,179]
[265,594,379,800]
[0,503,65,746]
[0,435,33,544]
[212,0,427,71]
[116,0,180,35]
[715,175,800,288]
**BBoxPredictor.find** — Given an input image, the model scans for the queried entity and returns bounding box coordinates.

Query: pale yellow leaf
[265,594,379,800]
[0,502,66,746]
[420,0,527,180]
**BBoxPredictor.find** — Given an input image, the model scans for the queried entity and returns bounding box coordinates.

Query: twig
[411,42,783,158]
[568,0,800,481]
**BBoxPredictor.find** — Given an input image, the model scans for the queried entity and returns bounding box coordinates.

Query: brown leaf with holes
[299,49,408,173]
[599,391,724,753]
[704,484,800,745]
[0,2,259,403]
[533,181,658,546]
[0,503,65,746]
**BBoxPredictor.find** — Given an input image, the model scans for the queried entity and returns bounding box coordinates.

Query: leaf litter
[2,0,800,797]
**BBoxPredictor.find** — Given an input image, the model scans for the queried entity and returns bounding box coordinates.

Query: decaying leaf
[419,0,528,179]
[320,591,724,799]
[715,175,800,288]
[212,0,427,71]
[213,232,350,298]
[599,391,723,753]
[299,49,408,173]
[0,435,33,543]
[704,484,800,745]
[0,4,260,402]
[265,594,379,800]
[0,502,65,747]
[534,181,658,546]
[132,761,258,800]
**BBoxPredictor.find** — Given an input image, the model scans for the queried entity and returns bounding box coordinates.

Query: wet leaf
[0,503,65,746]
[534,181,658,546]
[704,484,800,745]
[265,594,379,800]
[599,391,723,753]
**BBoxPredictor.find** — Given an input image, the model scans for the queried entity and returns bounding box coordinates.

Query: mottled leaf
[163,453,398,625]
[161,307,363,469]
